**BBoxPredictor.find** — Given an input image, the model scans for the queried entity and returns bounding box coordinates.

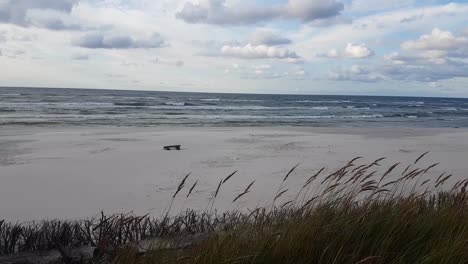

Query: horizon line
[0,85,466,100]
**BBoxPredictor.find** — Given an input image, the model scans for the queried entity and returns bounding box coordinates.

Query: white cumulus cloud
[221,44,301,60]
[401,28,468,51]
[344,43,374,58]
[318,43,373,59]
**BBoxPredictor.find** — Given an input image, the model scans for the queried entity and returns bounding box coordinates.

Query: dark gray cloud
[249,30,291,46]
[34,17,82,30]
[176,0,344,25]
[74,32,165,49]
[0,0,78,26]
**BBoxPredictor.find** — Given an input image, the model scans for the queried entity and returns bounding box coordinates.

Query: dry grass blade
[352,164,367,173]
[347,156,363,166]
[435,172,446,184]
[452,180,465,191]
[370,188,390,197]
[461,180,468,192]
[402,164,412,176]
[321,165,349,184]
[283,163,300,182]
[274,189,288,202]
[324,183,341,194]
[371,157,386,166]
[435,174,452,187]
[223,171,238,184]
[304,167,325,188]
[213,179,223,200]
[381,180,399,188]
[423,163,439,174]
[281,200,293,209]
[173,172,192,198]
[379,162,400,184]
[301,196,318,210]
[420,179,431,187]
[360,171,377,183]
[232,180,255,203]
[186,180,198,198]
[414,151,430,164]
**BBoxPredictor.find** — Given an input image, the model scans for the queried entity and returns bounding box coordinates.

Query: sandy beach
[1,126,468,221]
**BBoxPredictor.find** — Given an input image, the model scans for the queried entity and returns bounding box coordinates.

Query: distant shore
[1,126,468,221]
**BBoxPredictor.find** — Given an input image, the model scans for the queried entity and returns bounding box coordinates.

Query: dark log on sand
[163,145,181,150]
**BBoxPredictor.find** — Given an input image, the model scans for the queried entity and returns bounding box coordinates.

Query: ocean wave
[311,107,329,110]
[345,106,371,110]
[114,102,149,107]
[0,108,16,112]
[439,107,458,111]
[343,114,383,119]
[163,102,193,106]
[230,99,265,102]
[145,105,311,110]
[200,98,221,102]
[293,100,352,103]
[0,93,21,96]
[145,114,385,120]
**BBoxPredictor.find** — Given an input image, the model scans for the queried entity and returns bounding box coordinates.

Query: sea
[1,87,468,128]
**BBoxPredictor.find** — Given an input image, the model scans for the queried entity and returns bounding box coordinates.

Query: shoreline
[1,126,468,221]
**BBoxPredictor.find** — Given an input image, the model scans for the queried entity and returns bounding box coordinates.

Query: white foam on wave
[0,93,21,96]
[311,107,329,110]
[345,106,371,110]
[200,98,221,101]
[164,102,187,106]
[294,100,352,103]
[440,107,458,111]
[230,99,265,102]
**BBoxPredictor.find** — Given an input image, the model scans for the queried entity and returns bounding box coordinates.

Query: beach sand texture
[1,126,467,221]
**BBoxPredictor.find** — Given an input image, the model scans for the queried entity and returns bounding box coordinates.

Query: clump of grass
[119,153,468,264]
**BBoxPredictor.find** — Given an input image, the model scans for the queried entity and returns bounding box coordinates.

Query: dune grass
[2,153,468,264]
[110,153,468,264]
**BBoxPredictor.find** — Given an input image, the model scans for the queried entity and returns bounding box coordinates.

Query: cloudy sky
[0,0,467,96]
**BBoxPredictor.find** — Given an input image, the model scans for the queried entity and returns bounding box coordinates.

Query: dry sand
[1,126,468,221]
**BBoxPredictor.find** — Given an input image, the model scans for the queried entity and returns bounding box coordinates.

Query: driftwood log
[163,145,181,150]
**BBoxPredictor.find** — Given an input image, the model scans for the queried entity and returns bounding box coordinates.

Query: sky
[0,0,467,97]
